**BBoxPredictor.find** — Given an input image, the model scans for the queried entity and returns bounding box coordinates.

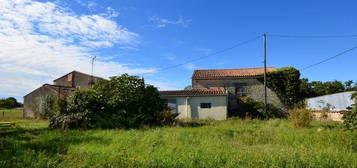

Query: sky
[1,0,357,101]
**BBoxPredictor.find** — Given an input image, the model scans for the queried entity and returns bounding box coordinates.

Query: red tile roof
[192,67,277,80]
[160,88,227,97]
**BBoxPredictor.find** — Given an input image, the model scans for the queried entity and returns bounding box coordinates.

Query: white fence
[307,91,355,111]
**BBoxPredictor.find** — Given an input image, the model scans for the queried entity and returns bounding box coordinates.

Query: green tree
[50,74,173,129]
[184,85,192,90]
[0,97,21,109]
[344,80,354,91]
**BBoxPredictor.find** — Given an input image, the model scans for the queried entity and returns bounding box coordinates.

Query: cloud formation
[0,0,155,98]
[148,16,191,28]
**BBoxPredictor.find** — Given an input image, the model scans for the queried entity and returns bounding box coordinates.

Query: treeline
[300,79,357,98]
[0,97,22,109]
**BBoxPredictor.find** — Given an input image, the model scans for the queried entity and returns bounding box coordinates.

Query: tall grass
[0,108,23,121]
[0,118,356,168]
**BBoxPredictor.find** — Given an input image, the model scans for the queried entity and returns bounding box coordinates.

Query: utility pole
[91,56,96,86]
[263,34,267,114]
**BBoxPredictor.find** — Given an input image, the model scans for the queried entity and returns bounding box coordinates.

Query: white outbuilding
[160,88,228,120]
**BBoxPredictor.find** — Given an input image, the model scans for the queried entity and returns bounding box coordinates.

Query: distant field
[0,108,23,121]
[1,117,356,168]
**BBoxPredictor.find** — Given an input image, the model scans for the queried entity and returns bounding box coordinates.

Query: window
[236,83,248,96]
[167,99,176,104]
[200,103,211,108]
[167,99,177,114]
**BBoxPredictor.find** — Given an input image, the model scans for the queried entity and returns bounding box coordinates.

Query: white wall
[164,96,228,120]
[307,91,355,111]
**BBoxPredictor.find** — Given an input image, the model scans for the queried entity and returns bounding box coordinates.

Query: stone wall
[23,85,75,118]
[192,78,283,114]
[54,71,104,90]
[312,111,346,122]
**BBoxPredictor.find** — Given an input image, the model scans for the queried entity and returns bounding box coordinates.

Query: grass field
[0,108,23,121]
[0,109,356,168]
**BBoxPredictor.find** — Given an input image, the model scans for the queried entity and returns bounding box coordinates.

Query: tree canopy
[0,97,22,109]
[50,74,174,129]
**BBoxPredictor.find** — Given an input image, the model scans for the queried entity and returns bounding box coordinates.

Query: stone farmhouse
[24,67,282,120]
[23,71,104,118]
[160,67,282,120]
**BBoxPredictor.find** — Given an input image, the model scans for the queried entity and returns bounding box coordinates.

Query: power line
[267,34,357,39]
[300,44,357,71]
[146,35,261,74]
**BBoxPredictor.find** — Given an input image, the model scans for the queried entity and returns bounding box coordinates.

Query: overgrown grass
[0,108,23,121]
[0,118,356,168]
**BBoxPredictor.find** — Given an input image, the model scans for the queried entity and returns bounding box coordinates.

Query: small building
[160,67,283,120]
[23,71,104,118]
[160,88,228,120]
[192,67,283,115]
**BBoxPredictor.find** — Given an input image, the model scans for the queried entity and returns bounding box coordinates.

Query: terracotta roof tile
[192,67,277,79]
[160,88,227,97]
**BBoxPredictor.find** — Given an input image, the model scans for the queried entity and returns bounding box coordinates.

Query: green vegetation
[289,108,313,128]
[259,67,302,109]
[49,74,174,129]
[234,97,284,119]
[342,92,357,130]
[300,79,357,98]
[0,108,23,121]
[0,97,22,109]
[1,116,356,168]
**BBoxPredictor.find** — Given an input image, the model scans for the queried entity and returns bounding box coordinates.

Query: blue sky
[1,0,357,101]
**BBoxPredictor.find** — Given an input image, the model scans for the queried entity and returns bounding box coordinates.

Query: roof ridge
[53,70,105,82]
[193,67,276,71]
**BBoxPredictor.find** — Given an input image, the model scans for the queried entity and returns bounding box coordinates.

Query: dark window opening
[200,103,211,108]
[167,99,177,113]
[236,83,248,96]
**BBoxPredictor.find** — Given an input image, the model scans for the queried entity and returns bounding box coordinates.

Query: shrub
[342,92,357,130]
[50,74,174,129]
[289,108,313,128]
[41,96,67,119]
[235,97,285,119]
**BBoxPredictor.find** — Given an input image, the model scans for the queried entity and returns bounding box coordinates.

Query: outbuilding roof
[192,67,277,80]
[160,88,227,97]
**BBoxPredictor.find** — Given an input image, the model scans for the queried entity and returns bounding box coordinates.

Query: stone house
[23,71,104,118]
[160,67,282,119]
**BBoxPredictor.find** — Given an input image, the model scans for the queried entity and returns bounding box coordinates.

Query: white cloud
[0,0,156,98]
[148,16,191,28]
[183,63,196,70]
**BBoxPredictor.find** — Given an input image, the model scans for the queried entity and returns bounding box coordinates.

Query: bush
[234,97,285,119]
[342,92,357,130]
[41,96,67,119]
[289,109,313,128]
[50,74,174,129]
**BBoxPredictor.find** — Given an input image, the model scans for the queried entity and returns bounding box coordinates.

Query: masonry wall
[54,71,103,90]
[312,111,346,122]
[23,85,58,118]
[192,78,283,114]
[23,85,75,118]
[54,73,73,87]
